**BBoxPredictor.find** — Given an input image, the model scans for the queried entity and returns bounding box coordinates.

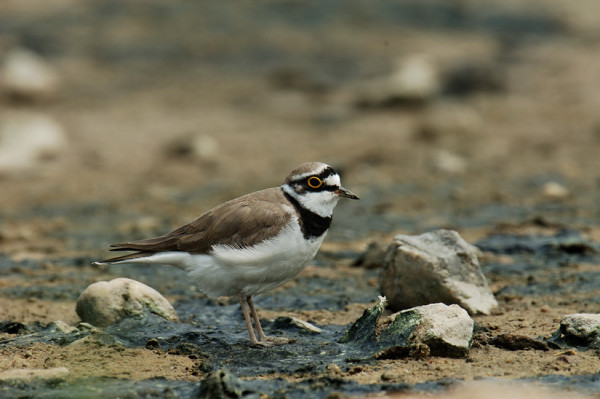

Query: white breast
[183,213,326,297]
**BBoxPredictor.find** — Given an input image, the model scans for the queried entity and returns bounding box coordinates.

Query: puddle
[476,230,600,300]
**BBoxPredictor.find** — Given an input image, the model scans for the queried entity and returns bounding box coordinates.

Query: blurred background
[2,0,600,245]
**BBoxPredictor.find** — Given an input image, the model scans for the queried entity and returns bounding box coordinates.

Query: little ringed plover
[95,161,359,346]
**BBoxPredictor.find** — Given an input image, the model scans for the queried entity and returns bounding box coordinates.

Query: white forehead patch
[323,174,341,187]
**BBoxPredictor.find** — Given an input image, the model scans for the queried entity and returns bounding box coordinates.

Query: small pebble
[431,149,468,175]
[353,241,386,269]
[326,364,342,375]
[145,338,161,350]
[347,365,364,375]
[47,320,78,334]
[273,316,322,334]
[542,182,570,199]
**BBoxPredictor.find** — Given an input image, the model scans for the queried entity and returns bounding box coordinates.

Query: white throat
[282,184,339,218]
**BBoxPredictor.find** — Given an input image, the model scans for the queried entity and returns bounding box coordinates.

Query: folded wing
[102,188,291,263]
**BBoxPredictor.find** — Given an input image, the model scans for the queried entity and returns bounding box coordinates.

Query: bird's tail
[93,251,154,266]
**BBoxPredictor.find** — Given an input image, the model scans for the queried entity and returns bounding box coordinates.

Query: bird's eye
[307,176,323,188]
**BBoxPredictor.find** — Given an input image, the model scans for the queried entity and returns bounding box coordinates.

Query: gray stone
[341,297,474,358]
[76,278,179,328]
[353,241,386,269]
[560,313,600,346]
[394,303,474,358]
[380,229,498,315]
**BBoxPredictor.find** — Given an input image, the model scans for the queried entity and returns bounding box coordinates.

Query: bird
[94,162,359,346]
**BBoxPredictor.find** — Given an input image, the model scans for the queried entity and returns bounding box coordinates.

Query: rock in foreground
[380,229,497,315]
[559,313,600,347]
[341,298,474,358]
[76,278,179,327]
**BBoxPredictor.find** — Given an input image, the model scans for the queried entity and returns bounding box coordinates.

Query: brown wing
[108,188,292,256]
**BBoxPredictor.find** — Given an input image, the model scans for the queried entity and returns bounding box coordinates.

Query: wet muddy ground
[2,1,600,398]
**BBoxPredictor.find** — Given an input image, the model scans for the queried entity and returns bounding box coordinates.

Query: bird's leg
[238,293,259,345]
[246,295,268,341]
[246,295,292,346]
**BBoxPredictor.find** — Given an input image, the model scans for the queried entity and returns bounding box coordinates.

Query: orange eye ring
[307,176,323,189]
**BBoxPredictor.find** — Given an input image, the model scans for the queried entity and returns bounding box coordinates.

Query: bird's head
[282,162,359,217]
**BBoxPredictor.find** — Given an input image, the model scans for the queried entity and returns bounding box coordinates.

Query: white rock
[0,111,67,174]
[560,313,600,345]
[380,229,498,315]
[431,149,467,175]
[409,303,474,353]
[0,48,59,100]
[381,303,474,357]
[0,367,69,381]
[341,298,473,358]
[389,55,440,100]
[189,134,219,162]
[76,277,179,328]
[542,181,570,199]
[353,54,440,106]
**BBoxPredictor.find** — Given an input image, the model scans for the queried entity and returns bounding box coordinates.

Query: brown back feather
[108,188,292,256]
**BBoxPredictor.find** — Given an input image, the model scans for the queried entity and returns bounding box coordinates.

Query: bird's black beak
[335,186,359,200]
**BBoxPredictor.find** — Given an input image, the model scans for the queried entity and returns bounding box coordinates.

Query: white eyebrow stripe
[290,167,329,181]
[290,166,334,183]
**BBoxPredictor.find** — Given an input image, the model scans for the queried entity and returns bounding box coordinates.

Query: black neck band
[283,191,332,239]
